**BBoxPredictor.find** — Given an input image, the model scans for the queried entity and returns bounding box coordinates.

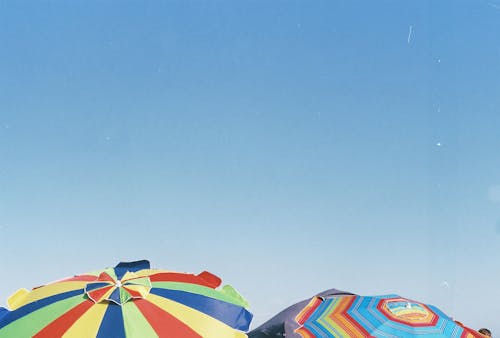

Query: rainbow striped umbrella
[295,294,482,338]
[0,260,253,337]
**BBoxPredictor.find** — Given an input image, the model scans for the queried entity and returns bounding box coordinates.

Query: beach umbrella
[295,294,482,338]
[249,289,355,338]
[0,260,253,337]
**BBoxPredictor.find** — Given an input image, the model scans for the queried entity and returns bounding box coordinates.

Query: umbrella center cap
[382,299,435,324]
[85,271,152,305]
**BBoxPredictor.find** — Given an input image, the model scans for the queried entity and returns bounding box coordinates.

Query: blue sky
[1,0,499,332]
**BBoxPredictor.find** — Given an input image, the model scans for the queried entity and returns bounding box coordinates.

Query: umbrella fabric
[0,260,252,338]
[295,294,482,338]
[249,289,354,338]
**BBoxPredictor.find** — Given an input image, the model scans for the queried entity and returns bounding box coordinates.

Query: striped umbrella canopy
[249,288,355,338]
[295,294,482,338]
[0,260,253,337]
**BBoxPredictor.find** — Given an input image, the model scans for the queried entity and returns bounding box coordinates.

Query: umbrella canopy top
[295,294,482,338]
[248,288,354,338]
[0,260,253,338]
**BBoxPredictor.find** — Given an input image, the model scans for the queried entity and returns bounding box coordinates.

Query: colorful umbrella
[295,294,482,338]
[249,289,355,338]
[0,260,253,337]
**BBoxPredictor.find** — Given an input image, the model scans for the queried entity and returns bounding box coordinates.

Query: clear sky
[1,0,499,333]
